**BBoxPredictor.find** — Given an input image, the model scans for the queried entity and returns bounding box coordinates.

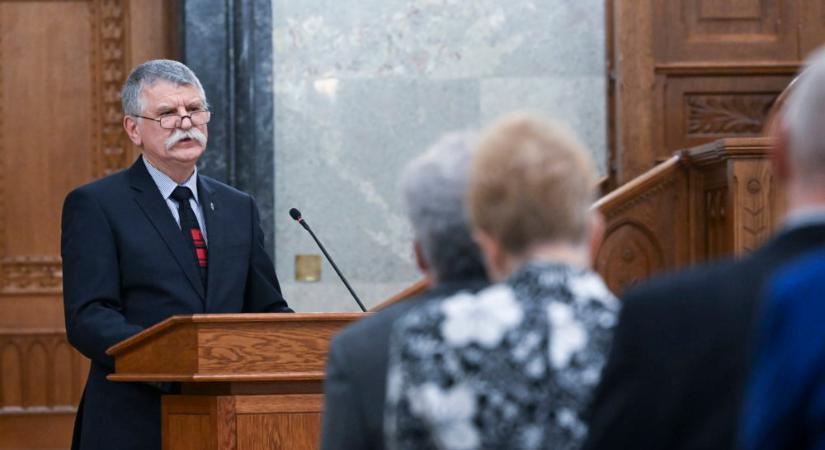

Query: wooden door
[0,1,177,448]
[609,0,821,187]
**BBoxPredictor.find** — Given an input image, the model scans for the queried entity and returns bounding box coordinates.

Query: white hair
[121,59,209,116]
[783,47,825,183]
[400,132,486,281]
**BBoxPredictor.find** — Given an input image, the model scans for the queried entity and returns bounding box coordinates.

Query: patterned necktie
[170,186,208,287]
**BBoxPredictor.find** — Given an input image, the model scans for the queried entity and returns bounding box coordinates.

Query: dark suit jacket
[61,158,291,450]
[320,278,488,450]
[739,246,825,450]
[583,224,825,450]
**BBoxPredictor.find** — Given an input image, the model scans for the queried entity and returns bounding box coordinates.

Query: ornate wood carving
[732,161,774,254]
[596,221,665,295]
[92,0,131,178]
[603,179,675,220]
[0,256,62,295]
[594,155,689,294]
[704,187,728,259]
[686,94,777,136]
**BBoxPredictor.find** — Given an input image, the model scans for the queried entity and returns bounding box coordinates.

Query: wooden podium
[106,313,364,450]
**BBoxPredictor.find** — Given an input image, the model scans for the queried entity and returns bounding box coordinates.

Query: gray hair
[121,59,208,116]
[400,132,487,282]
[783,47,825,183]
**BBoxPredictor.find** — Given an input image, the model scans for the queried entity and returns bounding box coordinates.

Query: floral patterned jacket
[384,261,619,450]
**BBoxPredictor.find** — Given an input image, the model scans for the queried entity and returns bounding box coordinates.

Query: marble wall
[272,0,607,311]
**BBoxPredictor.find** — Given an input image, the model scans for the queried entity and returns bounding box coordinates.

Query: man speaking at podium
[61,60,292,450]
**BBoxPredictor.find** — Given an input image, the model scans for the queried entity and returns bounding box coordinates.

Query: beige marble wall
[272,0,606,311]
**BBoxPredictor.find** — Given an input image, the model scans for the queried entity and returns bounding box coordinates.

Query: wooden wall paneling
[0,1,176,448]
[0,411,76,450]
[610,0,805,189]
[657,0,799,63]
[0,0,94,296]
[797,0,825,57]
[662,74,792,159]
[613,0,657,184]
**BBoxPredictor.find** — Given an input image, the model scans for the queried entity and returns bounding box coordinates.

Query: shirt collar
[142,155,200,204]
[783,206,825,231]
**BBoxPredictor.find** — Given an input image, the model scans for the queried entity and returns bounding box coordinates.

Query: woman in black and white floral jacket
[384,113,619,450]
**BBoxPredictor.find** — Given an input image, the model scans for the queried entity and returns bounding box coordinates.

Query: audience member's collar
[782,206,825,231]
[142,155,201,204]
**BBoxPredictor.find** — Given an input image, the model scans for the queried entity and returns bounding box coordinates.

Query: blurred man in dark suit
[62,59,291,450]
[584,46,825,450]
[319,132,488,450]
[739,47,825,450]
[739,245,825,450]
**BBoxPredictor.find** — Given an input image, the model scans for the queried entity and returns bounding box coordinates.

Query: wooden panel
[0,1,94,295]
[167,414,213,450]
[704,186,730,259]
[610,0,807,185]
[199,321,345,374]
[658,0,798,62]
[110,314,362,381]
[0,411,76,450]
[163,393,323,450]
[0,0,176,447]
[700,0,761,19]
[596,138,778,294]
[613,0,657,183]
[730,159,776,254]
[0,296,65,328]
[236,413,321,450]
[0,332,87,409]
[595,156,691,294]
[117,324,198,376]
[798,0,825,57]
[663,75,791,156]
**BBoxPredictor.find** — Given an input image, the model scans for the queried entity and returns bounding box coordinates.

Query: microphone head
[289,208,302,221]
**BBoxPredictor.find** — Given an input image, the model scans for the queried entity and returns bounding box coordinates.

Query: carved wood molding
[0,331,86,409]
[655,62,801,76]
[704,187,728,258]
[602,178,677,220]
[0,257,62,295]
[686,94,778,136]
[596,220,665,295]
[91,0,130,178]
[733,163,774,254]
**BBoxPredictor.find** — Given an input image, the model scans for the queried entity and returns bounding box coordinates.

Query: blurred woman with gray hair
[384,113,619,450]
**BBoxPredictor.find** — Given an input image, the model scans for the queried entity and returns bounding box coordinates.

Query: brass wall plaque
[295,254,322,282]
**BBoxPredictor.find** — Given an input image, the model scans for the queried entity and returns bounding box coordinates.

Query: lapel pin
[210,202,215,211]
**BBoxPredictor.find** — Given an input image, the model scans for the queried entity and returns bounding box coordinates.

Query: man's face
[123,80,208,175]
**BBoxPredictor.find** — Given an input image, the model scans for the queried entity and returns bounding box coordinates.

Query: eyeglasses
[134,110,211,129]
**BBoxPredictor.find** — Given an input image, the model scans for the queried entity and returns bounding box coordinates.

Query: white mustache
[165,128,207,150]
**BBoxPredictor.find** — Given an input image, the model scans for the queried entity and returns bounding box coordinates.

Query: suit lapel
[128,159,206,300]
[198,177,224,310]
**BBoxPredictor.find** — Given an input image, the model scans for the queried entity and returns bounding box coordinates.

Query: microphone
[289,208,367,312]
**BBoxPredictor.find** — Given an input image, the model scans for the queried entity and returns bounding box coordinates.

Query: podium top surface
[106,312,365,383]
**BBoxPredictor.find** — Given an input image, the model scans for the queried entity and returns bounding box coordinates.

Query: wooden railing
[594,137,782,294]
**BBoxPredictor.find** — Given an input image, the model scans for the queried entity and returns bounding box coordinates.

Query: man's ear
[413,241,432,280]
[473,229,505,282]
[123,115,142,146]
[587,211,605,266]
[772,122,792,183]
